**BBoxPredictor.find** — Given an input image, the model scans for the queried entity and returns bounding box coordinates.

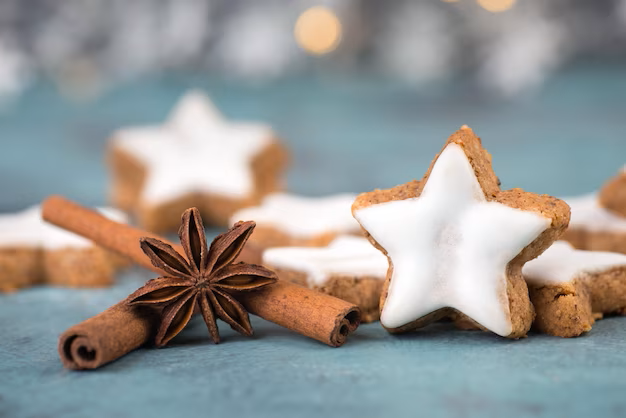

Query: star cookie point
[599,165,626,218]
[560,167,626,254]
[524,241,626,337]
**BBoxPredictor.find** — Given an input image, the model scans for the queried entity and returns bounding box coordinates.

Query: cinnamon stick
[59,299,159,370]
[239,281,360,347]
[44,196,360,368]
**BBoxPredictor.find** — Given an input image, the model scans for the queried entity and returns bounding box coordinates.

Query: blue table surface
[1,66,626,418]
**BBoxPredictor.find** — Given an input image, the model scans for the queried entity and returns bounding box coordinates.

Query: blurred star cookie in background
[0,206,128,291]
[230,193,361,248]
[108,90,289,233]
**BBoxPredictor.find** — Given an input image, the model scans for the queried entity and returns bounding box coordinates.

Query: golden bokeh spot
[294,6,342,55]
[477,0,516,13]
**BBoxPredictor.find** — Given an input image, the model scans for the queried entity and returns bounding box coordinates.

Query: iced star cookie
[229,193,361,248]
[523,241,626,337]
[562,169,626,254]
[108,90,289,232]
[352,126,570,338]
[0,206,129,291]
[263,236,388,322]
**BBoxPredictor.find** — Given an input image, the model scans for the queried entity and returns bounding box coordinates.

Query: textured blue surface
[1,67,626,418]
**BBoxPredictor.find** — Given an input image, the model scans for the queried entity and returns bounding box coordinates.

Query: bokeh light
[294,6,342,55]
[477,0,517,13]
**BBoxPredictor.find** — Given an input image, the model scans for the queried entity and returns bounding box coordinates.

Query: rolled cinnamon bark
[41,196,262,270]
[239,281,360,347]
[59,300,160,370]
[43,196,360,368]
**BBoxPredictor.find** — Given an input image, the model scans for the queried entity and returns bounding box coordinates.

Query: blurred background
[1,0,626,96]
[0,0,625,210]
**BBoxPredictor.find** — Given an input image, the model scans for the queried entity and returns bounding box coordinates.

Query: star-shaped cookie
[523,241,626,337]
[230,193,361,248]
[262,236,388,322]
[0,206,128,291]
[109,90,289,232]
[352,126,570,338]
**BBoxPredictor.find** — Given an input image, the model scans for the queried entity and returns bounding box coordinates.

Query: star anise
[128,207,277,347]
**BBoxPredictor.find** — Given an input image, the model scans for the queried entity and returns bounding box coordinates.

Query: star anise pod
[128,207,277,347]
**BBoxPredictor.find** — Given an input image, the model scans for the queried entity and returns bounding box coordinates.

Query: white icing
[262,236,388,286]
[523,241,626,286]
[230,193,360,238]
[565,193,626,233]
[113,90,273,203]
[354,143,550,336]
[168,90,225,137]
[0,206,128,250]
[0,207,42,247]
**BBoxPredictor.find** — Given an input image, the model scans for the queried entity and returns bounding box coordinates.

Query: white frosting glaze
[0,206,128,250]
[565,193,626,233]
[523,241,626,286]
[262,236,388,286]
[354,143,550,336]
[113,90,274,203]
[230,193,360,238]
